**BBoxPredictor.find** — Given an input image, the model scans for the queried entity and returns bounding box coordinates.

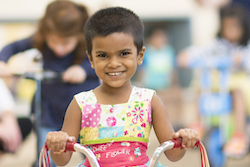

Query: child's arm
[177,50,189,68]
[46,98,82,166]
[151,94,200,162]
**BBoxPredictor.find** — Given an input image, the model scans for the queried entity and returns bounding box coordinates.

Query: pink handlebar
[65,141,76,152]
[64,138,192,151]
[172,138,183,148]
[63,138,200,167]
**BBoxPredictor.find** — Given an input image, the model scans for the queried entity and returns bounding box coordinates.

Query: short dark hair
[84,7,144,56]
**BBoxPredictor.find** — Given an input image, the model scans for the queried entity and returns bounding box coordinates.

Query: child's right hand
[0,61,12,77]
[46,131,76,154]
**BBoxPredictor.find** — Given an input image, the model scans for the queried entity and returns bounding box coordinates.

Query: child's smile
[88,32,145,89]
[107,71,124,77]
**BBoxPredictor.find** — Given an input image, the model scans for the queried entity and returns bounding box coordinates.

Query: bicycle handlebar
[65,142,100,167]
[64,138,198,167]
[13,70,61,81]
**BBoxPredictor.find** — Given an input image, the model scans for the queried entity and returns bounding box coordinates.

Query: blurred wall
[0,0,220,47]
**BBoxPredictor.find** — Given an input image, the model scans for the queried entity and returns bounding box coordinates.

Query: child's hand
[172,128,200,149]
[46,131,75,154]
[62,65,86,84]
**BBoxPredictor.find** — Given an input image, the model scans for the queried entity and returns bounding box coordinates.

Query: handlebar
[13,70,61,81]
[64,138,199,167]
[65,142,100,167]
[188,56,233,69]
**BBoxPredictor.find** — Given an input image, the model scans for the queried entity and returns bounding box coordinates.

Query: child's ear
[87,51,94,69]
[137,46,145,65]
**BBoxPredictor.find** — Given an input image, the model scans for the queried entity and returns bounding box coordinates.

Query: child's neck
[94,84,133,105]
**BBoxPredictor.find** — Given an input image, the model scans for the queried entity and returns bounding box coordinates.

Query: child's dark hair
[33,0,89,64]
[84,7,144,56]
[217,3,250,46]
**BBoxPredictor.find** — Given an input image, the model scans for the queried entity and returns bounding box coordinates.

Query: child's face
[221,17,243,44]
[88,32,145,88]
[46,34,79,57]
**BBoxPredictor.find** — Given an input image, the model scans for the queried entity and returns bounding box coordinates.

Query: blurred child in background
[0,0,99,166]
[0,78,32,154]
[136,28,183,129]
[178,3,250,158]
[137,28,175,90]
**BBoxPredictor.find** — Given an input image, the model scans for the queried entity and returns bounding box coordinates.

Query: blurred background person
[0,1,100,166]
[178,3,250,159]
[137,28,175,90]
[0,78,32,154]
[136,28,183,129]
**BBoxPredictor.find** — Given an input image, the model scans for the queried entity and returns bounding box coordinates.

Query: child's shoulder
[130,86,156,101]
[74,89,96,105]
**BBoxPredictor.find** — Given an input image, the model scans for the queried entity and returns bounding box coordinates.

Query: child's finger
[179,130,189,148]
[172,132,180,138]
[182,129,200,148]
[68,136,76,142]
[46,131,53,149]
[185,129,194,148]
[46,131,69,153]
[191,130,200,146]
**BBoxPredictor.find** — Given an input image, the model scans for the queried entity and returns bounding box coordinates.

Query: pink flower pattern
[76,87,156,166]
[106,116,117,127]
[132,106,144,123]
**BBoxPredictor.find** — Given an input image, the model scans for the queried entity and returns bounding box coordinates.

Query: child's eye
[120,52,130,56]
[97,54,108,58]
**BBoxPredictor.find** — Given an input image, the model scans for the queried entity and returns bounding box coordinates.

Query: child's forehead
[91,32,137,52]
[93,32,133,40]
[92,32,135,44]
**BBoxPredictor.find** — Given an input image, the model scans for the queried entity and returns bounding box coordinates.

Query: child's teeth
[109,72,121,76]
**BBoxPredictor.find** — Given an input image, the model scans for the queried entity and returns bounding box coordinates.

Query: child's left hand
[62,65,86,84]
[172,128,200,149]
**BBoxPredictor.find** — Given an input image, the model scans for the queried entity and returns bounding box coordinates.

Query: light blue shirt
[141,45,175,90]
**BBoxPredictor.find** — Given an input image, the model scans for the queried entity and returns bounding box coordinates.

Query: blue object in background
[199,93,232,116]
[208,128,227,167]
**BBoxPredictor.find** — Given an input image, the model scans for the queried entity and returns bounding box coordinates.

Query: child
[46,7,200,167]
[137,28,175,90]
[0,1,99,166]
[177,4,250,158]
[136,28,182,130]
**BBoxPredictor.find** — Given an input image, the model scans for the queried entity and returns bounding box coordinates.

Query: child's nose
[108,56,120,68]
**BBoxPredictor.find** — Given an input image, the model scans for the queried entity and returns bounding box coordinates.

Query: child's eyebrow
[95,49,132,54]
[95,51,106,54]
[120,49,132,51]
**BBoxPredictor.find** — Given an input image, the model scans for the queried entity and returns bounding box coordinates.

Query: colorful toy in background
[189,57,233,167]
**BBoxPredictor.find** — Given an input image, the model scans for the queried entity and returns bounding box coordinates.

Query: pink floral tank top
[74,86,155,167]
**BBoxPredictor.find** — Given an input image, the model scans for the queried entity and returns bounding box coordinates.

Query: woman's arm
[0,37,33,62]
[0,37,33,77]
